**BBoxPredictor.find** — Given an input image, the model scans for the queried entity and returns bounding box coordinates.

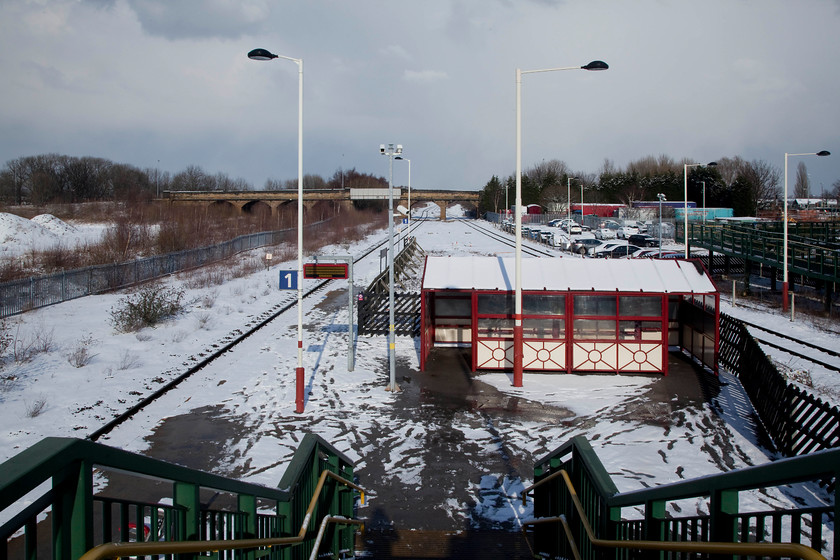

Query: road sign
[303,262,349,279]
[278,270,298,290]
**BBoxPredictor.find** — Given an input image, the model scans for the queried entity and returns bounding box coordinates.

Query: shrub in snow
[109,285,186,332]
[0,320,11,365]
[67,335,98,368]
[25,395,48,417]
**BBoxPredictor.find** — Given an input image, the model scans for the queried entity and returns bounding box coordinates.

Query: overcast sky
[1,0,839,193]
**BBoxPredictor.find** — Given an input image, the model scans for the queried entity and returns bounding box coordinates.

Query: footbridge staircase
[2,434,837,559]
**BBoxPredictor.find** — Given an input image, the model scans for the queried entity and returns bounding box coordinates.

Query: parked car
[595,244,641,258]
[591,241,625,257]
[603,220,638,239]
[570,238,603,255]
[627,234,658,247]
[550,231,571,250]
[632,249,681,259]
[564,223,582,235]
[554,219,582,234]
[594,227,617,240]
[624,220,648,234]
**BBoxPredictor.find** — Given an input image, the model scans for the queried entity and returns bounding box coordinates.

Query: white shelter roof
[422,256,717,294]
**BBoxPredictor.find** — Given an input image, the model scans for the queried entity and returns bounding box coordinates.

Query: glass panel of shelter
[572,294,666,341]
[433,291,472,344]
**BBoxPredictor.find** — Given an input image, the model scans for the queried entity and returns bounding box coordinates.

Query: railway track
[87,218,428,441]
[460,219,560,258]
[738,318,840,374]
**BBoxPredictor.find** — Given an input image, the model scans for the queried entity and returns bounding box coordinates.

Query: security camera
[380,144,385,154]
[396,144,403,154]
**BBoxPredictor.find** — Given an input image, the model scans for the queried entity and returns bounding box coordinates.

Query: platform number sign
[278,270,298,290]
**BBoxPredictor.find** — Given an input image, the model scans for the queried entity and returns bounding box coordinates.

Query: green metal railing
[679,221,840,286]
[525,436,837,559]
[0,435,363,560]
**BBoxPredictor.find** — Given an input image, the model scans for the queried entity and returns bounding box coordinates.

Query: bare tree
[171,165,210,191]
[793,161,810,199]
[735,159,781,215]
[712,156,745,188]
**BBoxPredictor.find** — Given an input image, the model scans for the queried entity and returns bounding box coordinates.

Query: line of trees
[479,154,840,217]
[0,154,389,207]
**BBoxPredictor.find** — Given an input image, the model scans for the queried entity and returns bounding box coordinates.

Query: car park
[627,234,658,247]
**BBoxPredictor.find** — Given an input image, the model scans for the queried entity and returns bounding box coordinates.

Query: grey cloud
[125,0,270,40]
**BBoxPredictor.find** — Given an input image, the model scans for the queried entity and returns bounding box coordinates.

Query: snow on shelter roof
[422,256,717,294]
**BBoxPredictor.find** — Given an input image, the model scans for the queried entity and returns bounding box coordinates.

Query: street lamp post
[566,176,577,230]
[381,143,403,392]
[657,193,666,258]
[514,60,608,388]
[396,156,411,230]
[580,181,585,228]
[248,48,306,413]
[683,161,716,258]
[783,150,830,311]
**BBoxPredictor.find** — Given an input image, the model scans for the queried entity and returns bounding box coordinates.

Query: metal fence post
[52,458,94,560]
[174,481,201,542]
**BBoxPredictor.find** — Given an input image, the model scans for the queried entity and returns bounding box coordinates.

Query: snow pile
[0,213,59,257]
[0,212,106,259]
[30,214,78,236]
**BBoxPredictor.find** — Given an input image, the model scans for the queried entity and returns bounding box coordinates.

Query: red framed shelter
[420,256,719,376]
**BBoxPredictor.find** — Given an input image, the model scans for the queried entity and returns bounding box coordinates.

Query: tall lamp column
[381,143,403,391]
[682,161,716,258]
[514,60,608,387]
[783,150,830,311]
[248,48,306,413]
[657,193,666,258]
[396,156,411,230]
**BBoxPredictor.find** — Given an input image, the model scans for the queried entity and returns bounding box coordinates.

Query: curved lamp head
[582,60,609,71]
[817,150,831,157]
[707,161,718,166]
[248,48,278,61]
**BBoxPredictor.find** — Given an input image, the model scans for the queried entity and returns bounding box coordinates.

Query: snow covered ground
[0,206,836,546]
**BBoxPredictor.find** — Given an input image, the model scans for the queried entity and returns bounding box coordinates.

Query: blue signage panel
[279,270,298,290]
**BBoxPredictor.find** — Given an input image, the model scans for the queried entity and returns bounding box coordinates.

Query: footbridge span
[164,188,480,220]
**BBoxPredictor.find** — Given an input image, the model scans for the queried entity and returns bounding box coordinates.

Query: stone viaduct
[164,188,480,221]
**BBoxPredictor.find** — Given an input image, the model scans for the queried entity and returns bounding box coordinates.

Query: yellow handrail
[79,469,366,560]
[522,469,827,560]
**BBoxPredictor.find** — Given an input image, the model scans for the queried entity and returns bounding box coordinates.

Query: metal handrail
[79,470,366,560]
[522,469,827,560]
[308,516,365,560]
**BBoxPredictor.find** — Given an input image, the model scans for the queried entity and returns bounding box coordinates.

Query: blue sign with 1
[279,270,298,290]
